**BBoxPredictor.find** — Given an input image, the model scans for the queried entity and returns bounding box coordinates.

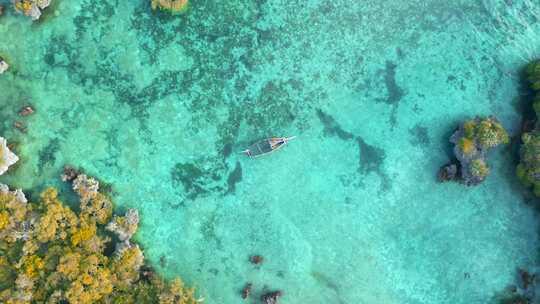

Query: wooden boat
[242,136,296,158]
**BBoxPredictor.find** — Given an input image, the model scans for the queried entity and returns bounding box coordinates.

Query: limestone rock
[0,183,27,204]
[0,137,19,175]
[36,0,50,9]
[72,174,99,202]
[106,209,139,242]
[0,58,8,74]
[12,0,51,21]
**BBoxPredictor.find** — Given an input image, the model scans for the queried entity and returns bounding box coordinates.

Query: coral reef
[0,57,8,74]
[439,116,508,186]
[151,0,189,14]
[0,177,201,303]
[12,0,51,21]
[0,137,19,176]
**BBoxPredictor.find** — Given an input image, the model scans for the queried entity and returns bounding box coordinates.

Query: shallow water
[1,0,540,303]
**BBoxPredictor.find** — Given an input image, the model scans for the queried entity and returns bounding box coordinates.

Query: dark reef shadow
[316,109,391,191]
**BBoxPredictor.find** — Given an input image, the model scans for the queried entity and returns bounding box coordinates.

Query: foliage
[449,116,508,186]
[517,131,540,196]
[475,118,509,149]
[151,0,189,13]
[469,159,489,178]
[0,182,200,304]
[458,137,476,156]
[526,59,540,91]
[516,59,540,197]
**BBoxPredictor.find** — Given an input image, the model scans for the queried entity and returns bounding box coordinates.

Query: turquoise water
[1,0,540,303]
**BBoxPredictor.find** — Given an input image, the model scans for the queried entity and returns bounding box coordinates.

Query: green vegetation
[470,159,489,179]
[448,116,508,186]
[0,178,200,304]
[151,0,189,14]
[517,60,540,197]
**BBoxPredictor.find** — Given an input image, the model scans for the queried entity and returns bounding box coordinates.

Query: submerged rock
[437,163,459,182]
[241,283,252,299]
[60,165,79,182]
[0,57,8,74]
[250,255,264,265]
[13,121,27,133]
[19,105,34,116]
[261,291,282,304]
[0,137,18,175]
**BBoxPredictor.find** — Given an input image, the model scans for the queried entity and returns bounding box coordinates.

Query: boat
[242,136,296,158]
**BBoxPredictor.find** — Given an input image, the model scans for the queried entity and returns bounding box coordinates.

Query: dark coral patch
[356,137,385,175]
[226,162,242,194]
[171,162,220,200]
[382,61,406,127]
[409,124,430,145]
[38,138,61,173]
[316,109,354,140]
[384,61,404,105]
[356,136,391,190]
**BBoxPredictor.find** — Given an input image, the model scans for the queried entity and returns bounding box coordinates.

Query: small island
[439,116,509,186]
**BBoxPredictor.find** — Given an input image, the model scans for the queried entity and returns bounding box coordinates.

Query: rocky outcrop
[437,163,458,182]
[106,208,139,242]
[106,209,140,255]
[0,57,8,74]
[12,0,51,21]
[72,174,99,202]
[439,117,508,186]
[60,165,79,182]
[0,137,18,175]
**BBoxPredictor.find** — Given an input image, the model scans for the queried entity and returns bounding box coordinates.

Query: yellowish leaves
[57,252,81,280]
[20,255,44,278]
[112,246,144,289]
[458,137,475,155]
[80,192,112,225]
[36,188,77,243]
[0,184,200,304]
[159,278,197,304]
[71,219,97,247]
[0,210,9,230]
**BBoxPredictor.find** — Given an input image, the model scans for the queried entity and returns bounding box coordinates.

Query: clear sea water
[1,0,540,303]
